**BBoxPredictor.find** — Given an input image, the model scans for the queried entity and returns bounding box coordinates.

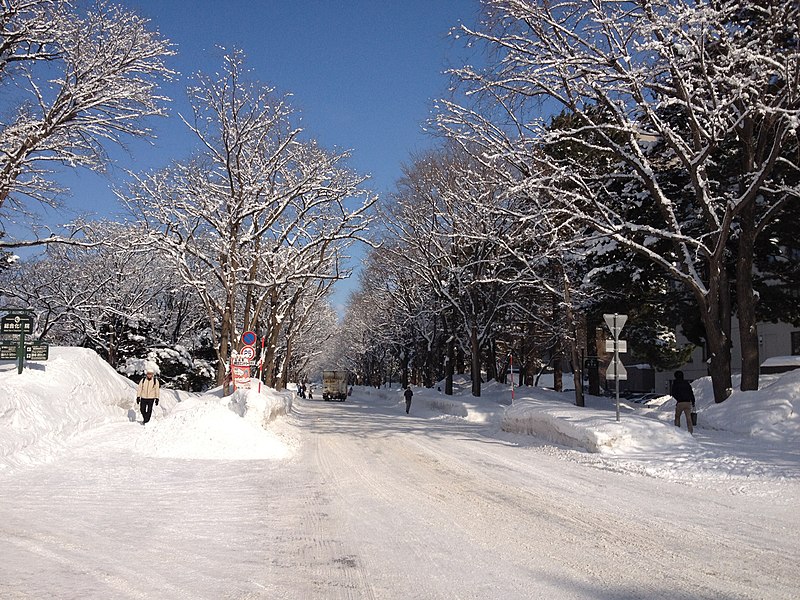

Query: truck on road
[322,370,349,401]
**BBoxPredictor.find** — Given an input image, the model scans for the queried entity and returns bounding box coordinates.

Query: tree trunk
[445,331,455,396]
[562,270,584,406]
[553,338,563,392]
[587,321,600,396]
[703,264,733,403]
[262,303,284,388]
[486,338,498,383]
[470,322,481,397]
[401,348,409,388]
[279,335,293,392]
[218,296,235,394]
[737,197,760,391]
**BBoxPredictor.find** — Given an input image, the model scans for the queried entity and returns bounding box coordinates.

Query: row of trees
[1,1,372,390]
[341,0,799,404]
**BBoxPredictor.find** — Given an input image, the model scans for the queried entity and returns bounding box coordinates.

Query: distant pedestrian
[404,385,413,414]
[671,370,695,434]
[136,366,160,425]
[307,385,313,400]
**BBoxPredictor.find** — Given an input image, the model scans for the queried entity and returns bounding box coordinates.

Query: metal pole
[17,328,25,374]
[614,313,620,422]
[510,353,514,403]
[258,336,265,393]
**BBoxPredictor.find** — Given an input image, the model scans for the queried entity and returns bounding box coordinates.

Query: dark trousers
[405,398,411,414]
[140,399,155,423]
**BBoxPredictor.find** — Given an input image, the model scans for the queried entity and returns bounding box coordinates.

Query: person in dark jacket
[671,370,695,434]
[404,385,413,414]
[136,366,160,425]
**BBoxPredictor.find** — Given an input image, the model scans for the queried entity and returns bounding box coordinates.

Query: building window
[792,331,800,356]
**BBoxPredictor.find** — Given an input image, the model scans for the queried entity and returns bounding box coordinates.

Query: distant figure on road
[136,366,160,425]
[404,385,413,414]
[671,370,695,434]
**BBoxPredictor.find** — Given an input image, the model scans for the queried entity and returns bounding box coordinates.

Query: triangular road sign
[603,313,628,336]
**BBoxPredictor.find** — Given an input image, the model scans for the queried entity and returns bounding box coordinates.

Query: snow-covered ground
[1,348,798,598]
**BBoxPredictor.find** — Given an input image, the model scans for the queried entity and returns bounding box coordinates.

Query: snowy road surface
[1,389,798,599]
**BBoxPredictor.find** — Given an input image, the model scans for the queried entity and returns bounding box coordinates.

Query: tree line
[0,1,371,391]
[1,1,797,403]
[339,0,799,404]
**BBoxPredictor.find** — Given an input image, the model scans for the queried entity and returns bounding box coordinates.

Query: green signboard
[1,314,34,335]
[0,341,18,360]
[25,343,49,361]
[0,341,48,361]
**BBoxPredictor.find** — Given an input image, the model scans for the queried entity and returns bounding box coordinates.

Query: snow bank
[0,347,296,471]
[0,347,136,471]
[424,395,469,418]
[690,371,799,435]
[227,386,293,425]
[133,388,295,461]
[502,393,694,453]
[419,370,799,456]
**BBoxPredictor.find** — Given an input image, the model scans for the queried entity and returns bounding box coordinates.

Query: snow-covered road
[1,388,797,599]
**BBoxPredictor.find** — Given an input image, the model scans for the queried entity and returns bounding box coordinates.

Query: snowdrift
[0,347,295,471]
[0,347,136,471]
[133,388,294,460]
[667,370,799,436]
[413,371,799,455]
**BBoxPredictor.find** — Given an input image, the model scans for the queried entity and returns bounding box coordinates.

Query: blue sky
[53,0,482,311]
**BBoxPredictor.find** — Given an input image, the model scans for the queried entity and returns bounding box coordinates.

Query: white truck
[322,370,349,401]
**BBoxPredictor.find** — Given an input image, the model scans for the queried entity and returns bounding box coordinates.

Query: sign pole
[258,336,265,393]
[510,353,514,403]
[17,328,25,374]
[614,314,620,422]
[603,312,628,423]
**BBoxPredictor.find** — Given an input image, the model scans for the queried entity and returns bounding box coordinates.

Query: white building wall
[653,318,799,394]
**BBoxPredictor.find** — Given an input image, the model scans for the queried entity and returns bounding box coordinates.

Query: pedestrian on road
[136,366,160,425]
[671,370,695,434]
[404,385,413,414]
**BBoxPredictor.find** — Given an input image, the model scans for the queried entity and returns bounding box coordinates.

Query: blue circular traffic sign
[241,331,257,346]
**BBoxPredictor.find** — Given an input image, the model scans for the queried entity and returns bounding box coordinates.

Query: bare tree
[0,0,174,248]
[441,0,800,402]
[123,51,375,389]
[384,145,538,396]
[0,220,198,368]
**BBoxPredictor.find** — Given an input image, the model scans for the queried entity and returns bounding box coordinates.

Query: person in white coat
[136,366,160,425]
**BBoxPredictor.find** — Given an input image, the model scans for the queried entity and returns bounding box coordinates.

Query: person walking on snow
[404,385,413,414]
[136,366,160,425]
[671,370,695,434]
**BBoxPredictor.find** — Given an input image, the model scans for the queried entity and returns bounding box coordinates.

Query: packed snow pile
[133,388,295,461]
[0,347,137,471]
[0,347,295,471]
[403,374,693,453]
[502,388,694,454]
[665,370,799,436]
[408,370,799,457]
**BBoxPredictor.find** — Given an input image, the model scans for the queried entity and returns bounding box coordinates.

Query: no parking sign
[241,331,256,346]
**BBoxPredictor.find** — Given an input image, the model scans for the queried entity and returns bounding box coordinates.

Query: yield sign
[607,358,628,381]
[603,313,628,338]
